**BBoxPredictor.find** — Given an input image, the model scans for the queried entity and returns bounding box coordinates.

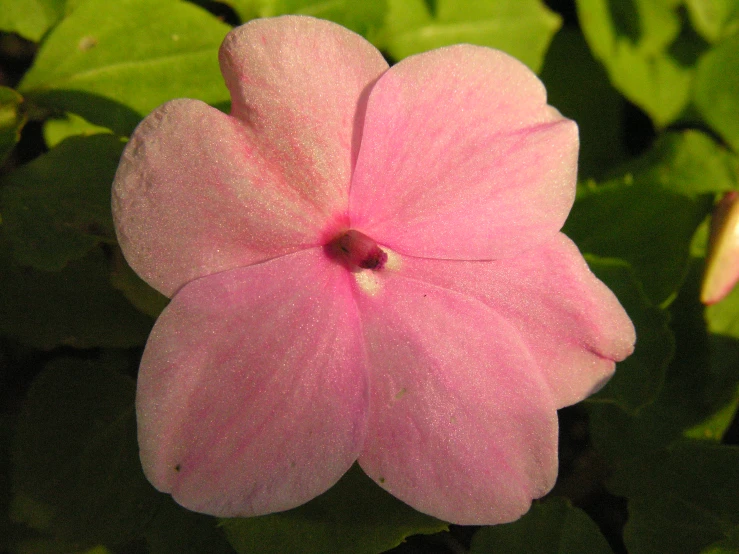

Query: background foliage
[1,0,738,553]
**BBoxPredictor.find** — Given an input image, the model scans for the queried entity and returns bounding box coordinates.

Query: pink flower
[112,16,635,525]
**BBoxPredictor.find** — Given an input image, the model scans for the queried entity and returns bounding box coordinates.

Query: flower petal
[219,15,389,216]
[136,249,367,517]
[113,100,334,297]
[399,233,636,408]
[355,272,558,525]
[350,45,578,260]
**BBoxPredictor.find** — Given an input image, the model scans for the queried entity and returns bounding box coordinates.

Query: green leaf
[588,263,739,461]
[695,33,739,152]
[685,0,739,43]
[43,112,112,148]
[145,497,234,554]
[706,277,739,338]
[701,525,739,554]
[565,179,709,306]
[0,86,26,166]
[469,497,614,554]
[0,245,153,349]
[382,0,561,72]
[222,464,446,554]
[0,0,66,42]
[1,134,122,271]
[586,257,674,413]
[19,0,231,136]
[622,130,739,198]
[10,357,161,549]
[110,247,169,319]
[565,131,729,304]
[576,0,694,126]
[227,0,388,39]
[609,443,739,554]
[540,28,628,180]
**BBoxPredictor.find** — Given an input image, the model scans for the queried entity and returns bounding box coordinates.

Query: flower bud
[701,191,739,304]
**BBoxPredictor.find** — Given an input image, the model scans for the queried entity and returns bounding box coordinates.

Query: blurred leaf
[110,247,169,319]
[576,0,694,126]
[588,262,739,461]
[565,179,709,306]
[1,413,51,552]
[145,497,234,554]
[469,497,614,554]
[683,390,739,441]
[10,357,161,549]
[0,86,26,167]
[706,276,739,337]
[381,0,561,72]
[222,464,446,554]
[0,245,153,349]
[685,0,739,43]
[0,0,66,41]
[609,442,739,554]
[1,134,122,271]
[565,131,729,304]
[19,0,231,136]
[586,257,673,413]
[226,0,387,39]
[11,537,111,554]
[540,28,627,179]
[701,525,739,554]
[621,130,739,197]
[43,112,112,148]
[695,33,739,152]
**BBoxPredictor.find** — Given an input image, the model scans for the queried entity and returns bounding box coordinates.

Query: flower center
[328,229,387,271]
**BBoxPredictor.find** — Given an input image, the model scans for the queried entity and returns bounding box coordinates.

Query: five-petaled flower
[113,16,635,525]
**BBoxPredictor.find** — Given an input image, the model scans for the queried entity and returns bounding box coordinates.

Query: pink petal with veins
[114,17,387,297]
[398,233,636,409]
[219,16,388,211]
[136,248,367,516]
[350,45,578,260]
[113,100,330,297]
[355,272,558,525]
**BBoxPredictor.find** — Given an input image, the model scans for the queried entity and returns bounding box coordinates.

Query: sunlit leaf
[226,0,387,39]
[576,0,694,126]
[695,33,739,152]
[0,0,66,42]
[19,0,231,136]
[42,112,112,148]
[621,130,738,198]
[685,0,739,43]
[381,0,560,72]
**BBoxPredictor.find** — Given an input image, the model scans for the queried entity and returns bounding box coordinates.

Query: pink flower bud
[702,191,739,304]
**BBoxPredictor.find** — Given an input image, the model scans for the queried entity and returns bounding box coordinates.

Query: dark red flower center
[328,229,387,271]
